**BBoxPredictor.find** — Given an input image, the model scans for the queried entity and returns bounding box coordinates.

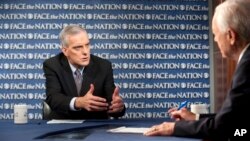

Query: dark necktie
[74,69,82,94]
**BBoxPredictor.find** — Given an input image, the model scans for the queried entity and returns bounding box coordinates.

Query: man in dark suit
[144,0,250,140]
[43,24,125,119]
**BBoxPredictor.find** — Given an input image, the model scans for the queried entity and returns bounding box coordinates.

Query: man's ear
[61,47,67,56]
[227,28,236,45]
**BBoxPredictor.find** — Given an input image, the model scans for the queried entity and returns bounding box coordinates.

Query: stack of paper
[107,126,150,134]
[47,119,84,124]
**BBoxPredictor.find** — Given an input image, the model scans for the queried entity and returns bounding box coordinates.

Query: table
[0,119,202,141]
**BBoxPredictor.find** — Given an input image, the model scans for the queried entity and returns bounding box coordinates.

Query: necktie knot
[75,69,82,82]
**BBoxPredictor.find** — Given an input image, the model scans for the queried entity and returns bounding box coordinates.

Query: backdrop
[0,0,210,120]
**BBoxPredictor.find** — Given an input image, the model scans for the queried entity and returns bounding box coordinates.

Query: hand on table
[144,122,175,136]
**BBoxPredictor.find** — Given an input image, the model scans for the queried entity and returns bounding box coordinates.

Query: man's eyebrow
[72,45,83,48]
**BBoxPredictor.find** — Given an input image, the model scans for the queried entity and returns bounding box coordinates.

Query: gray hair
[214,0,250,42]
[59,24,87,47]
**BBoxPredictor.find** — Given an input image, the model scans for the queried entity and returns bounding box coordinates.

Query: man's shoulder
[91,54,111,65]
[43,53,65,66]
[44,53,63,61]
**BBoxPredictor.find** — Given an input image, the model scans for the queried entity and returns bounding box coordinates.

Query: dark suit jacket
[43,53,125,119]
[173,46,250,140]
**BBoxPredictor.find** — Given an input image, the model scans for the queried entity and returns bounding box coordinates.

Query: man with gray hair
[43,24,125,119]
[144,0,250,140]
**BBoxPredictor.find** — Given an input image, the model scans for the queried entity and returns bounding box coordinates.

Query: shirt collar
[68,62,84,75]
[238,42,250,64]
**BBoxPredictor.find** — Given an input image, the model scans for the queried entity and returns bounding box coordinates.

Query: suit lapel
[60,54,79,96]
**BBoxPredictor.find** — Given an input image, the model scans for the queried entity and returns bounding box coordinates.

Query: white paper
[47,119,85,124]
[107,126,150,134]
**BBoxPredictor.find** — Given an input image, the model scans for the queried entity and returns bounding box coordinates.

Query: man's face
[62,31,90,68]
[212,17,233,58]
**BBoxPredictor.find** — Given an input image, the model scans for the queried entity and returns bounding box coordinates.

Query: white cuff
[195,114,200,120]
[70,97,78,111]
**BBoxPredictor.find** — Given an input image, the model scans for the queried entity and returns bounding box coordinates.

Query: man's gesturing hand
[75,84,109,111]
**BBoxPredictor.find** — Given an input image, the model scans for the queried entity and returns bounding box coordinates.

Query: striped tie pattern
[74,69,82,94]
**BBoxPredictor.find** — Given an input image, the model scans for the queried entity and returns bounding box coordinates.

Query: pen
[177,101,188,110]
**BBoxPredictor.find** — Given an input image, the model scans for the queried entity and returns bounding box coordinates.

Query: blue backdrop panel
[0,0,209,120]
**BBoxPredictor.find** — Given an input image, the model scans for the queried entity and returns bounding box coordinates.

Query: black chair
[42,101,52,120]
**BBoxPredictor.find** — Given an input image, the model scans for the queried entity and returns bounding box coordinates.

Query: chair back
[42,101,51,120]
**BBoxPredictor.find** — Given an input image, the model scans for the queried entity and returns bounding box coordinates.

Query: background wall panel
[0,0,210,120]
